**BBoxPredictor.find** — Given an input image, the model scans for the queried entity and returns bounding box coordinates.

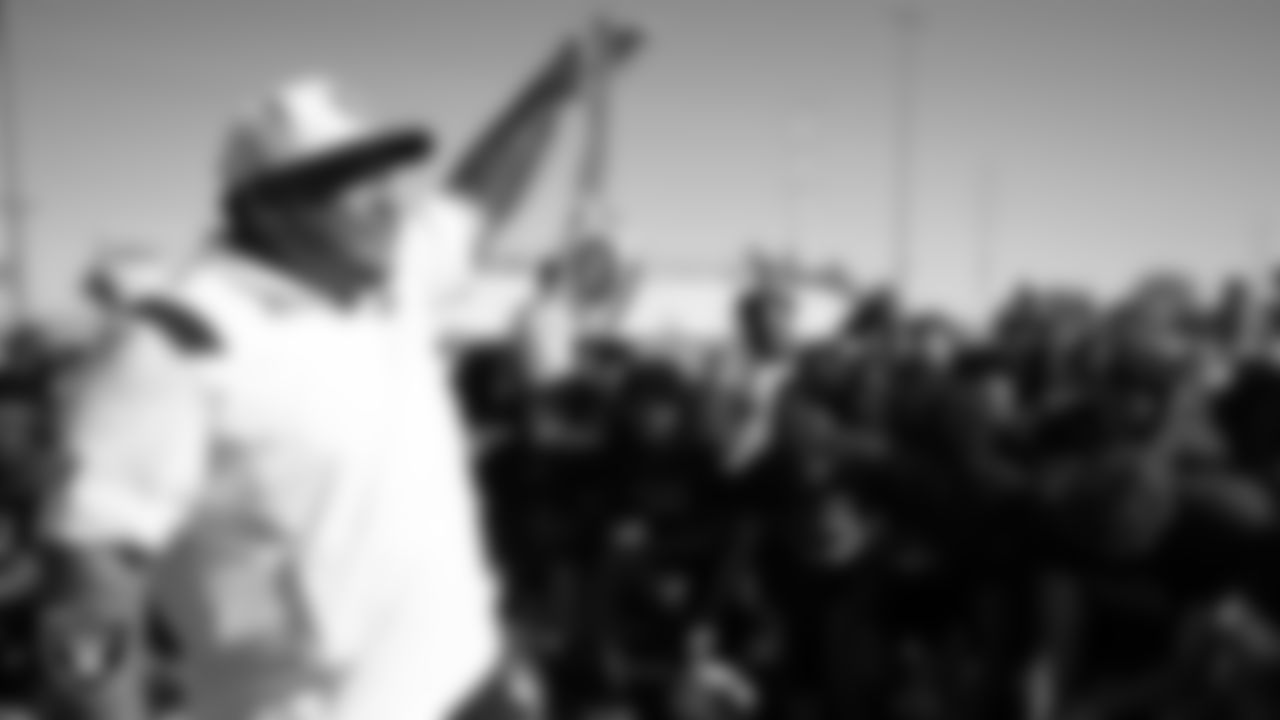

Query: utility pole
[572,10,615,243]
[975,161,1001,313]
[1253,216,1272,275]
[778,114,809,264]
[0,0,27,327]
[888,3,922,297]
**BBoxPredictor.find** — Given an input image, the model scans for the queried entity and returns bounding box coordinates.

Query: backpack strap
[120,252,282,362]
[130,298,222,357]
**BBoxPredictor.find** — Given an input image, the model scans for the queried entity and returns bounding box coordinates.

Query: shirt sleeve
[396,191,486,320]
[50,319,213,553]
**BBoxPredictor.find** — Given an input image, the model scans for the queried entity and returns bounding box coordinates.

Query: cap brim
[236,125,434,199]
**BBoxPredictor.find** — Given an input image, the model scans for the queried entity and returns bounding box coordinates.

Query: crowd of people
[0,258,1277,720]
[454,253,1280,720]
[0,15,1273,720]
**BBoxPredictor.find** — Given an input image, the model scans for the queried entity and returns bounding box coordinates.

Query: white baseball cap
[221,75,432,198]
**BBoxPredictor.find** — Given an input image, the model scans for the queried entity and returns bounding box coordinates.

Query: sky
[4,0,1280,329]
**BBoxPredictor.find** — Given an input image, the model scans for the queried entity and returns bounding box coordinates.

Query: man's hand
[565,16,645,96]
[448,18,646,242]
[526,15,644,102]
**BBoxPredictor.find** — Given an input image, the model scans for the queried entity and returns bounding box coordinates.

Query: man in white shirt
[41,21,641,720]
[515,238,637,385]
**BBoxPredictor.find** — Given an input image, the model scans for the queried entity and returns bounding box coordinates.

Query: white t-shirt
[513,285,632,385]
[53,194,499,720]
[513,293,582,384]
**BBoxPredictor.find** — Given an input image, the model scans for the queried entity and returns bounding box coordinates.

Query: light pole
[778,113,811,264]
[0,0,27,326]
[975,161,1002,313]
[572,10,615,243]
[1253,216,1273,277]
[888,2,922,297]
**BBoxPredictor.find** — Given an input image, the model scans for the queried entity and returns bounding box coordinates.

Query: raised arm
[446,18,643,255]
[402,21,644,324]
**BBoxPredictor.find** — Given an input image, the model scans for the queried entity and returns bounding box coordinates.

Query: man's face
[293,171,404,284]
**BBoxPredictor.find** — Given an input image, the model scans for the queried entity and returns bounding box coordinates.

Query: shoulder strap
[116,254,270,365]
[131,298,222,357]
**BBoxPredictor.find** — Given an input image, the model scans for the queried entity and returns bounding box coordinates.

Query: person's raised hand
[538,16,646,100]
